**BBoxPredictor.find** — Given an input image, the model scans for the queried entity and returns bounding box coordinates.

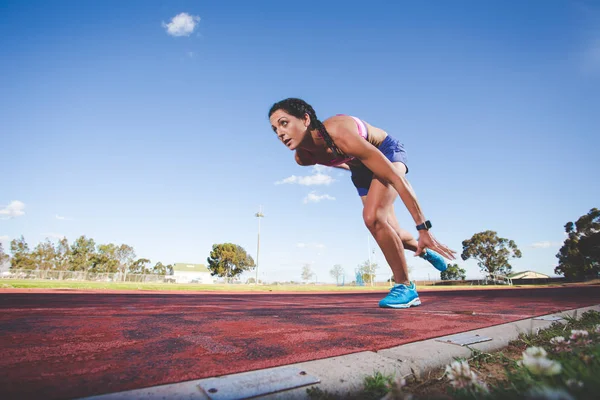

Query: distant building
[172,263,214,284]
[508,270,550,280]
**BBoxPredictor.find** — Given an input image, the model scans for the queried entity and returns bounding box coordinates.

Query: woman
[268,98,456,308]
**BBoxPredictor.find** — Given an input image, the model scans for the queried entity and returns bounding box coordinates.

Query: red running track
[1,286,599,400]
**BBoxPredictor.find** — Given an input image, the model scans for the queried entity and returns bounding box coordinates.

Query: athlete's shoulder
[323,114,357,136]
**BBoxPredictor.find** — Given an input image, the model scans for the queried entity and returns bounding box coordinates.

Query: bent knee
[363,208,388,231]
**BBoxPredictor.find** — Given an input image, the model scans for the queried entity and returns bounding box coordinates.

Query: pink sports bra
[319,115,368,167]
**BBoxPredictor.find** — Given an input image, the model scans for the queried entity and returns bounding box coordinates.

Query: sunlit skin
[270,110,456,285]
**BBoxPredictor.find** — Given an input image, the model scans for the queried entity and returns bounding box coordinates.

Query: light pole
[255,206,265,284]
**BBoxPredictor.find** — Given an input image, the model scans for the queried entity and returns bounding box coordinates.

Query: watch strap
[416,220,432,231]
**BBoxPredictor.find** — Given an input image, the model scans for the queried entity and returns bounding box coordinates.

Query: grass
[0,279,395,292]
[306,310,600,400]
[0,279,565,293]
[306,371,396,400]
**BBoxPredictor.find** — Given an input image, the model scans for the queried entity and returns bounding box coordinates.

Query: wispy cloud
[275,166,336,186]
[43,233,67,241]
[530,241,563,249]
[162,12,200,37]
[0,235,8,242]
[303,191,335,204]
[296,242,326,250]
[275,172,334,186]
[0,201,25,219]
[55,214,73,221]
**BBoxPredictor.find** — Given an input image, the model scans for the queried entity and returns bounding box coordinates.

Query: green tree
[69,235,97,271]
[461,231,522,277]
[54,237,71,271]
[90,244,120,273]
[301,263,314,282]
[129,258,152,274]
[330,264,344,285]
[151,262,173,275]
[359,260,378,285]
[10,235,36,270]
[440,263,467,280]
[555,208,600,280]
[206,243,255,281]
[116,244,136,277]
[0,242,9,267]
[33,239,57,270]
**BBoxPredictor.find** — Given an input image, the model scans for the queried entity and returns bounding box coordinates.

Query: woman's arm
[330,121,456,259]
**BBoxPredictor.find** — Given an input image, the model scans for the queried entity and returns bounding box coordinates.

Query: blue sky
[1,0,599,283]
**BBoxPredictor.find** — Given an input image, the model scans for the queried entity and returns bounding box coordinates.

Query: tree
[301,263,314,282]
[10,236,36,270]
[0,242,9,267]
[129,258,152,274]
[151,262,173,275]
[206,243,255,281]
[330,264,344,285]
[441,263,467,280]
[33,239,57,270]
[461,231,522,277]
[555,208,600,280]
[359,260,378,285]
[91,244,120,273]
[69,235,97,271]
[117,244,135,274]
[54,237,71,271]
[116,244,136,276]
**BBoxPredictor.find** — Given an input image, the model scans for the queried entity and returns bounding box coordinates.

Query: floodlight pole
[255,206,265,284]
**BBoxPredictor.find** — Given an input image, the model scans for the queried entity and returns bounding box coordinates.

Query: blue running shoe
[421,249,448,272]
[379,282,421,308]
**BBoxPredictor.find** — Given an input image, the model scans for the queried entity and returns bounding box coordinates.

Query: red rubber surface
[1,285,599,400]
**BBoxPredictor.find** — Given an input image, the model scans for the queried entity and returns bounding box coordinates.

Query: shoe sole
[379,297,421,309]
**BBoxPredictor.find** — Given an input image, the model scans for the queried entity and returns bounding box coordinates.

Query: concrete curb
[82,304,600,400]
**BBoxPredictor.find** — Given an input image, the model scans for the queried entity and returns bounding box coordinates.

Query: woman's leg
[361,162,413,284]
[386,206,418,253]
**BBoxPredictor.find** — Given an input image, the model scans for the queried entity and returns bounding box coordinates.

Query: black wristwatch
[416,220,432,231]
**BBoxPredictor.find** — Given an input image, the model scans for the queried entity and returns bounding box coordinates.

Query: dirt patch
[401,343,525,399]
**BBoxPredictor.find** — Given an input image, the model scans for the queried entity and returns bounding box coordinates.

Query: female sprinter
[268,98,456,308]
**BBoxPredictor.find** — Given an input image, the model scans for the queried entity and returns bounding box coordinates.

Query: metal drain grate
[533,315,565,321]
[436,333,492,346]
[197,366,320,400]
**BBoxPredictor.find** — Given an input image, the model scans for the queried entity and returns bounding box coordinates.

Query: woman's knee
[363,207,388,231]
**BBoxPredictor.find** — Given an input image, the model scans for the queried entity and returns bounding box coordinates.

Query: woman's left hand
[415,230,457,260]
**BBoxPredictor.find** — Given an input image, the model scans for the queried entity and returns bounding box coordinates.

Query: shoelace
[389,285,407,297]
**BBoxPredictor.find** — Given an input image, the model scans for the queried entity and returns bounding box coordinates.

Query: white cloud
[0,235,8,242]
[530,241,563,249]
[311,165,329,173]
[296,242,326,250]
[303,192,335,204]
[162,12,200,37]
[55,214,73,221]
[275,172,334,186]
[43,233,66,241]
[0,201,25,219]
